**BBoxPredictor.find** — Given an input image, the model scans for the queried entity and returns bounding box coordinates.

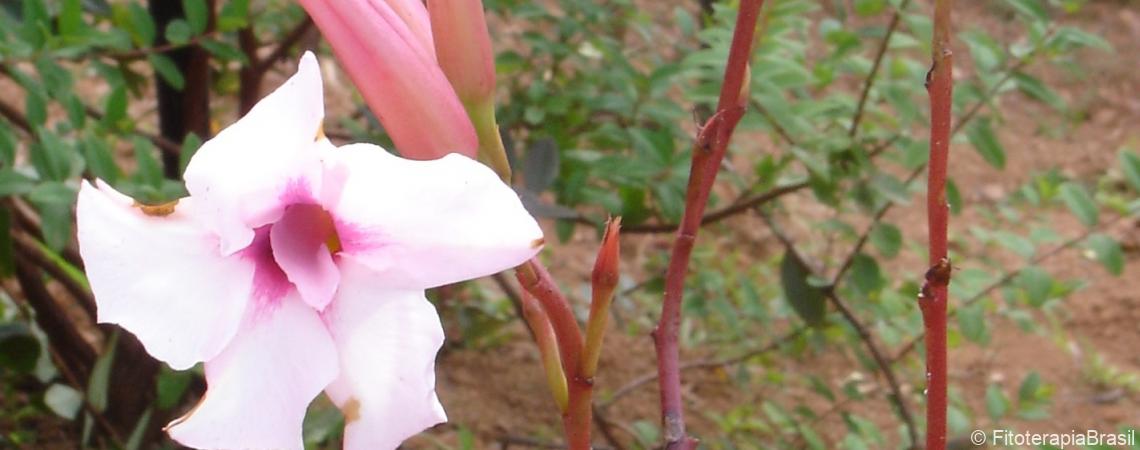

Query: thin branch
[7,198,84,269]
[0,96,32,133]
[750,99,799,148]
[831,166,924,285]
[618,181,808,234]
[760,211,919,447]
[591,406,629,450]
[11,230,94,319]
[653,1,766,447]
[849,0,912,137]
[252,18,314,75]
[11,256,97,378]
[600,326,805,409]
[107,30,222,61]
[492,272,531,338]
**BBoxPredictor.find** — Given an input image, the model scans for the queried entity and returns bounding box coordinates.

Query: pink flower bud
[426,0,496,106]
[298,0,478,160]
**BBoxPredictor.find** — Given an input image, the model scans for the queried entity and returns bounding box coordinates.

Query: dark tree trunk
[149,0,213,179]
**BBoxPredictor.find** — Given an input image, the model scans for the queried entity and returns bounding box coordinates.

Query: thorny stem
[921,0,954,448]
[652,1,766,447]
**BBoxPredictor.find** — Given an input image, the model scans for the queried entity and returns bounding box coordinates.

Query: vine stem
[651,1,766,447]
[921,0,954,449]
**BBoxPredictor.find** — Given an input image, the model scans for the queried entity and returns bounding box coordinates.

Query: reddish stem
[651,1,766,448]
[921,0,954,449]
[515,260,591,449]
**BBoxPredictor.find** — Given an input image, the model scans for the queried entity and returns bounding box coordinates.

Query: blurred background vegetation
[0,0,1138,448]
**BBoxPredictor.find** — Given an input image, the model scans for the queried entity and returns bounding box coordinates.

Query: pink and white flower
[76,53,542,449]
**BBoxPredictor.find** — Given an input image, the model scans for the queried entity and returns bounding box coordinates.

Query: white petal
[320,144,543,289]
[76,180,251,370]
[323,259,446,450]
[183,52,325,255]
[166,294,337,450]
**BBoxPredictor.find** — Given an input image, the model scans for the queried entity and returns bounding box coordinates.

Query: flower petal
[183,52,325,255]
[323,260,446,450]
[76,180,250,370]
[166,294,337,450]
[321,144,544,289]
[270,204,340,311]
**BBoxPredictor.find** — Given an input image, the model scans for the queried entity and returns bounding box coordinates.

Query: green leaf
[966,119,1005,169]
[985,384,1009,421]
[183,0,209,34]
[1118,150,1140,192]
[44,384,84,420]
[853,0,886,16]
[302,398,346,447]
[217,0,250,32]
[1058,182,1098,227]
[179,132,202,174]
[123,408,152,450]
[780,249,827,327]
[59,0,85,37]
[1052,27,1112,52]
[1004,0,1049,21]
[1017,265,1052,307]
[958,302,989,344]
[1012,72,1066,112]
[87,331,119,413]
[132,137,164,188]
[149,54,186,90]
[103,85,129,131]
[0,323,40,373]
[1085,234,1124,276]
[164,19,192,45]
[30,130,76,181]
[0,123,15,166]
[80,137,121,184]
[869,223,902,258]
[28,182,77,206]
[1018,371,1043,402]
[156,367,193,410]
[25,90,47,127]
[0,169,37,197]
[849,253,884,295]
[946,178,962,214]
[34,57,74,100]
[200,39,247,63]
[127,2,156,45]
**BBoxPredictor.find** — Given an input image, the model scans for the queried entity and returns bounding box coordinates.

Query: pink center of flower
[244,203,344,313]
